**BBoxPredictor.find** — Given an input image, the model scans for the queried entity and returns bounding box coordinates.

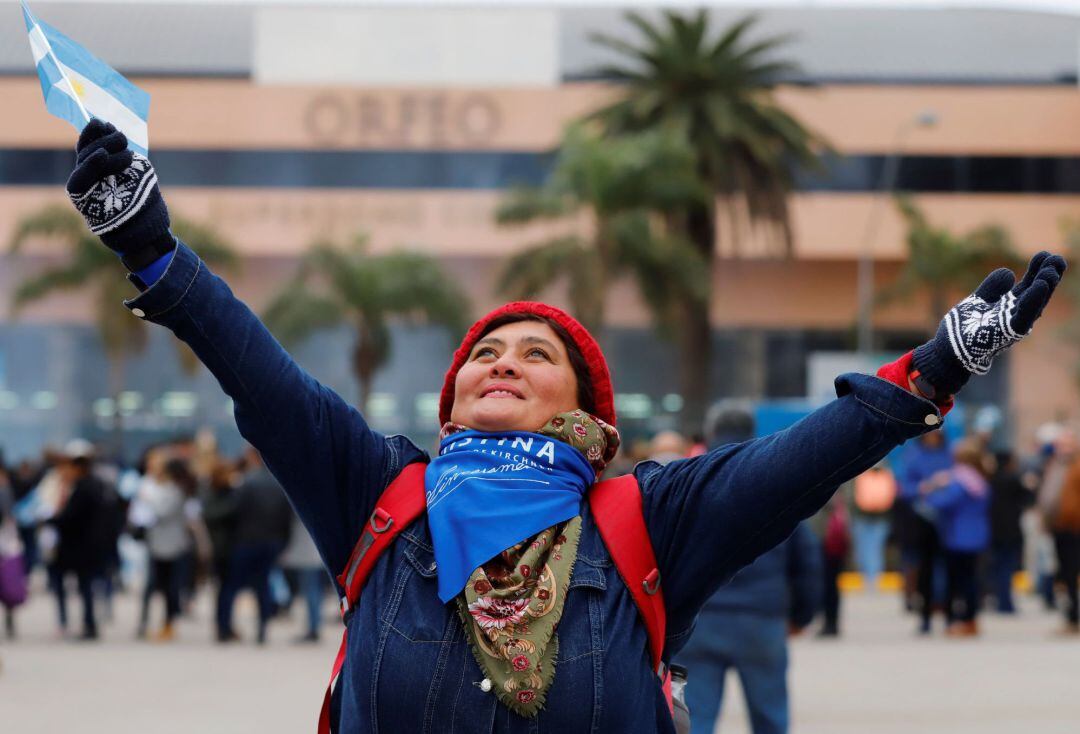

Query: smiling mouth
[481,386,525,399]
[483,390,523,399]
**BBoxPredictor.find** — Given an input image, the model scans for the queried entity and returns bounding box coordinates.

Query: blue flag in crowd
[22,1,150,154]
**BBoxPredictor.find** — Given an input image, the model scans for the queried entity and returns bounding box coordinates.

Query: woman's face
[451,320,580,432]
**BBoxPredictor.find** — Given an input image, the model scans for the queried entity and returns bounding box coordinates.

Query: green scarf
[440,411,619,717]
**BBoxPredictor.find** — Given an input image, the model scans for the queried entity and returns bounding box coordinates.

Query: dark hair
[163,457,198,498]
[477,313,596,415]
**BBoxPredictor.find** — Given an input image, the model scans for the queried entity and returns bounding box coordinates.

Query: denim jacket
[123,240,943,733]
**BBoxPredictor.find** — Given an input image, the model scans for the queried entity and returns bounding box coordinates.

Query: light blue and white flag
[22,2,150,154]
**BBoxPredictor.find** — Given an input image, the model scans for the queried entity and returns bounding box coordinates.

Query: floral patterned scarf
[439,411,619,717]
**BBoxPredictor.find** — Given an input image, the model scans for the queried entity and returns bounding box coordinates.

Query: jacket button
[924,414,940,426]
[480,678,492,693]
[130,307,146,318]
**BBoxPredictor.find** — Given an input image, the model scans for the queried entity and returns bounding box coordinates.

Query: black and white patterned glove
[66,119,175,272]
[912,252,1067,397]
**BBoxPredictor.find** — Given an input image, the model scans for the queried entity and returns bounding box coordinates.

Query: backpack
[318,462,682,733]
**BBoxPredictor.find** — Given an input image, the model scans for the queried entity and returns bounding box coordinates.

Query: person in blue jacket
[920,438,992,636]
[896,431,954,632]
[674,402,822,734]
[59,119,1065,733]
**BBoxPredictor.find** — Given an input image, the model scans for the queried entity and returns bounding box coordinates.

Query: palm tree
[8,205,239,448]
[262,235,469,412]
[879,197,1022,331]
[496,125,709,335]
[589,11,827,430]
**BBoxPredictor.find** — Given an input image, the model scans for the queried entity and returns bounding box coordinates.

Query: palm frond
[8,206,88,253]
[496,236,588,302]
[262,281,346,347]
[172,217,241,272]
[369,251,471,336]
[496,185,574,224]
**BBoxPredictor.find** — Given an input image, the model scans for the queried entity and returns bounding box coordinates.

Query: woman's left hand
[912,251,1067,398]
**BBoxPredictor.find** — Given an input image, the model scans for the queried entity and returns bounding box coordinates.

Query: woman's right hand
[66,118,176,272]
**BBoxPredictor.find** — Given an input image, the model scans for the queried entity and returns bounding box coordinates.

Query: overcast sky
[11,0,1080,13]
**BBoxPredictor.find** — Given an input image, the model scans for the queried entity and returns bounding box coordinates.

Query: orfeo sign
[303,92,502,147]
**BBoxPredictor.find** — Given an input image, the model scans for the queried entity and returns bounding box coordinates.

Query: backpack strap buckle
[370,507,394,534]
[643,568,661,595]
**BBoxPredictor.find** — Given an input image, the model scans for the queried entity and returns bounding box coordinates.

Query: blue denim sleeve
[636,372,944,643]
[120,238,412,576]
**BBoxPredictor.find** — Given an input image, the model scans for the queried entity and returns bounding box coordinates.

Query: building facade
[1,1,1077,458]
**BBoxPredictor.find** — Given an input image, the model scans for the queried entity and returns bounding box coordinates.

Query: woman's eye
[527,348,549,359]
[475,347,496,359]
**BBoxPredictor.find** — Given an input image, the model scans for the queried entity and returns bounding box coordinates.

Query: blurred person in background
[675,402,822,734]
[817,493,850,638]
[897,431,953,633]
[136,455,198,641]
[163,435,203,611]
[47,440,114,641]
[216,446,292,644]
[988,450,1035,614]
[686,433,707,458]
[920,438,991,636]
[1036,428,1076,614]
[32,448,70,634]
[850,463,897,591]
[201,458,240,617]
[647,430,688,464]
[56,119,1065,732]
[280,512,327,643]
[9,457,47,575]
[131,445,168,636]
[1046,436,1080,634]
[1024,423,1064,609]
[0,462,28,640]
[678,523,822,734]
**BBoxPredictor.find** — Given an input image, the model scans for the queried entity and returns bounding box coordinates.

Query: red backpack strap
[319,461,428,734]
[588,473,666,672]
[336,462,429,610]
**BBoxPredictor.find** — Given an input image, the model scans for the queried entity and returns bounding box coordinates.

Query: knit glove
[912,251,1067,397]
[66,119,176,272]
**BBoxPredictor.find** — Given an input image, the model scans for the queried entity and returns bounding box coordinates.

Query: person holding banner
[57,116,1064,733]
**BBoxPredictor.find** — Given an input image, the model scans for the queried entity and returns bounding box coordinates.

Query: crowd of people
[886,422,1080,638]
[2,408,1079,733]
[0,431,328,646]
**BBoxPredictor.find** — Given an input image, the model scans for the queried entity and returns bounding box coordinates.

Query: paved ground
[1,581,1078,733]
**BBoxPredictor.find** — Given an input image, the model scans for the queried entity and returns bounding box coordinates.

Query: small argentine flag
[22,2,150,154]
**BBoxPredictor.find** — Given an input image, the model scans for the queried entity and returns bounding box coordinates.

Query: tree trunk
[675,294,711,436]
[352,322,377,414]
[584,228,611,334]
[353,348,374,415]
[677,202,716,435]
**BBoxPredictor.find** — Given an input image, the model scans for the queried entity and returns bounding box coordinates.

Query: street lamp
[855,110,940,355]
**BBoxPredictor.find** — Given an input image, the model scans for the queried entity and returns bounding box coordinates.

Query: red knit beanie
[439,302,616,427]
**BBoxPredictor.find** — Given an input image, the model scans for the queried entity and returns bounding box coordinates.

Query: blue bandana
[425,430,595,603]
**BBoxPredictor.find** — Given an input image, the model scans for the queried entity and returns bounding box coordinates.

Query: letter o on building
[304,94,350,146]
[456,95,501,144]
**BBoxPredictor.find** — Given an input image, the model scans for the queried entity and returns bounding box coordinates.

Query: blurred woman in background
[921,438,992,636]
[136,453,196,641]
